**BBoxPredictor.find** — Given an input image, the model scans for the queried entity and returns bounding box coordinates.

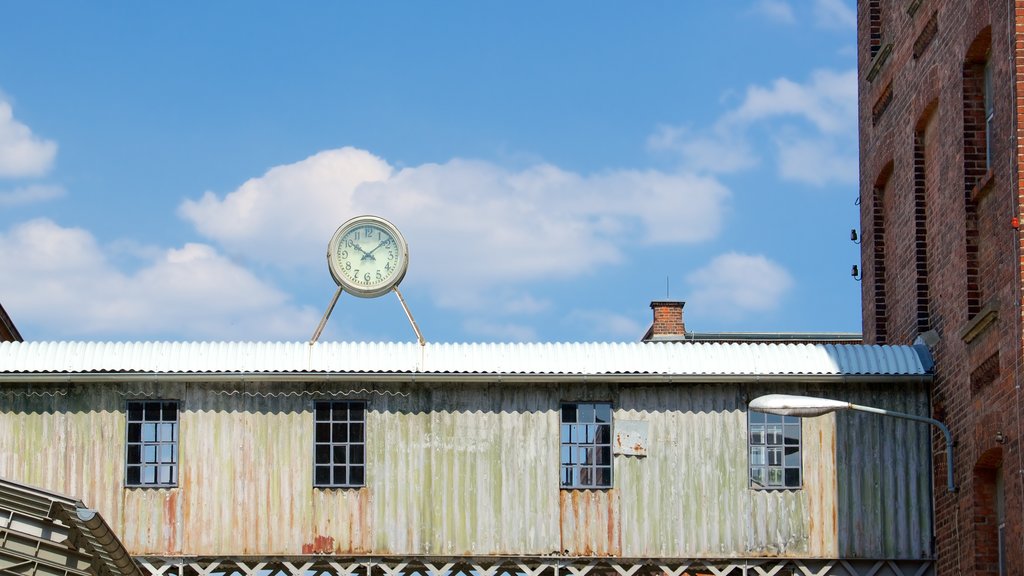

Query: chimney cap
[643,299,687,342]
[650,299,685,308]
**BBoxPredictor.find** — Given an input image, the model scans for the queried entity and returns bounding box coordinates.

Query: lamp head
[749,394,851,417]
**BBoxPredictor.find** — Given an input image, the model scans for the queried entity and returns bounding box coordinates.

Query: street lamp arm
[846,402,956,493]
[749,394,956,493]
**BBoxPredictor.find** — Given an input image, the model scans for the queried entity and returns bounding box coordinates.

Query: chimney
[643,300,686,341]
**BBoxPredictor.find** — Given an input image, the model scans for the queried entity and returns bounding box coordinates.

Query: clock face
[327,216,409,298]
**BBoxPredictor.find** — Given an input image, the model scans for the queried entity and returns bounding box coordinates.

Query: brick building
[0,302,20,343]
[856,1,1024,574]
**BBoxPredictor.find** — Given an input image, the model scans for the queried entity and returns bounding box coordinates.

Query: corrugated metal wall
[0,380,931,559]
[833,386,933,559]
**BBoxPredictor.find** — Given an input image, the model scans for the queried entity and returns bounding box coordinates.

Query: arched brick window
[870,162,893,344]
[913,102,937,334]
[962,28,991,318]
[973,448,1004,576]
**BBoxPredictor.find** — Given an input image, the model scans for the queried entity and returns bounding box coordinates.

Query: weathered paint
[0,379,932,559]
[834,385,932,559]
[559,489,620,556]
[613,420,648,456]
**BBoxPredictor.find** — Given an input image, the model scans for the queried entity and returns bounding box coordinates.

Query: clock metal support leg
[310,286,343,344]
[393,286,426,346]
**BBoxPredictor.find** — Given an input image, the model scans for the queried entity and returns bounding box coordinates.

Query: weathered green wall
[0,380,931,558]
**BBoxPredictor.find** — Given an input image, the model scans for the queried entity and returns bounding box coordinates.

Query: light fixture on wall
[749,394,957,492]
[851,265,861,281]
[851,229,860,244]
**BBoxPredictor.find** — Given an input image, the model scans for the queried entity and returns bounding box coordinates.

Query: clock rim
[326,215,409,298]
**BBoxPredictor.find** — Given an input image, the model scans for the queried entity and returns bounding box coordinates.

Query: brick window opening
[314,400,366,488]
[871,82,893,125]
[962,30,991,319]
[972,451,1004,576]
[869,0,882,58]
[560,402,612,489]
[984,61,994,169]
[912,127,931,333]
[749,410,801,489]
[125,400,179,487]
[871,177,890,344]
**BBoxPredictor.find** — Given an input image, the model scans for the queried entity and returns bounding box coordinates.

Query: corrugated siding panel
[616,384,833,558]
[177,382,313,555]
[369,383,561,555]
[0,342,930,377]
[0,385,71,493]
[0,380,932,559]
[559,489,620,556]
[835,386,932,559]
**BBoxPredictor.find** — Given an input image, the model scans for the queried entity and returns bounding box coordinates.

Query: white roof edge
[0,341,933,378]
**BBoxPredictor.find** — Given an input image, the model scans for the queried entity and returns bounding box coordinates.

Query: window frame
[984,58,994,169]
[559,401,613,490]
[748,410,802,490]
[313,400,367,489]
[124,400,179,488]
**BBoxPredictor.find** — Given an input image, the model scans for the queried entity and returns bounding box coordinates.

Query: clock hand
[367,240,388,255]
[349,241,373,259]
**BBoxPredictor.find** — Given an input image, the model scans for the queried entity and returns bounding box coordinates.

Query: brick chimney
[643,300,686,341]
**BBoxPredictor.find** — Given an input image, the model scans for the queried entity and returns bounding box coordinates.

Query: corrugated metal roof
[0,341,932,378]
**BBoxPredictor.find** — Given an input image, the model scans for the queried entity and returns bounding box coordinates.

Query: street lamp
[748,394,956,492]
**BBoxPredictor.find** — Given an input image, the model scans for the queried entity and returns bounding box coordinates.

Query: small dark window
[313,400,366,488]
[125,400,179,488]
[749,411,801,489]
[984,60,994,169]
[560,402,612,489]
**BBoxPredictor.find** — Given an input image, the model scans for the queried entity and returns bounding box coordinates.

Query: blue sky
[0,1,862,343]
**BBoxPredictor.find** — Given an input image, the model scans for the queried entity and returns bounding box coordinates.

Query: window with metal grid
[314,400,366,488]
[749,410,801,489]
[560,402,612,489]
[125,400,178,488]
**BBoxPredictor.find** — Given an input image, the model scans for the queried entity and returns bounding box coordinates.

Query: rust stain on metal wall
[613,420,648,456]
[559,488,620,556]
[302,535,335,554]
[0,379,932,560]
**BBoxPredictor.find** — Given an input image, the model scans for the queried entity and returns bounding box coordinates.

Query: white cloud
[179,147,393,269]
[0,219,319,340]
[564,309,645,341]
[814,0,856,30]
[180,148,731,311]
[0,100,57,178]
[727,69,857,135]
[686,253,793,319]
[0,184,65,206]
[461,318,538,342]
[651,68,856,187]
[776,137,858,186]
[647,124,757,174]
[751,0,796,24]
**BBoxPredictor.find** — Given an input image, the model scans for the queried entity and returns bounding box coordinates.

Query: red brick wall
[648,300,685,337]
[857,1,1023,574]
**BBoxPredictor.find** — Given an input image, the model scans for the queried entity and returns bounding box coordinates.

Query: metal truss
[135,556,934,576]
[0,478,141,576]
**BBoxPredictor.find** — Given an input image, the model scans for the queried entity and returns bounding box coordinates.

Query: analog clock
[326,215,409,298]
